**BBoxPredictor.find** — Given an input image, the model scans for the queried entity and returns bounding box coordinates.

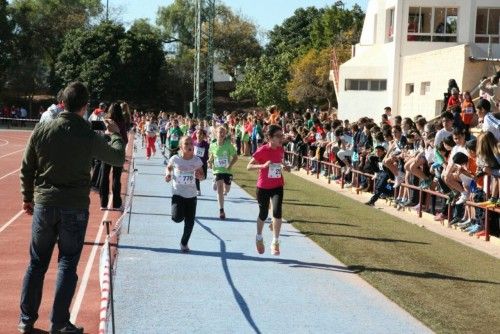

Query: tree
[232,51,294,109]
[310,4,364,50]
[0,0,14,92]
[119,19,166,104]
[9,0,102,91]
[266,6,325,57]
[286,48,333,109]
[156,0,196,47]
[56,22,125,102]
[213,5,262,78]
[156,0,262,111]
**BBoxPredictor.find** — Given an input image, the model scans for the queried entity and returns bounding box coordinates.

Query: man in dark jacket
[18,82,125,334]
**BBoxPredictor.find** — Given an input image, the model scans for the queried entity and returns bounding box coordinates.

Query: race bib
[268,163,282,179]
[378,162,384,171]
[171,134,179,142]
[214,156,229,168]
[465,107,474,114]
[175,170,195,185]
[195,146,205,158]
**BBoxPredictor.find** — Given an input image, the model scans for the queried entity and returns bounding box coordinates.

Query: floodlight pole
[192,0,215,120]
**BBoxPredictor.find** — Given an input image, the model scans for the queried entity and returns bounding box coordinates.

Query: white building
[337,0,500,121]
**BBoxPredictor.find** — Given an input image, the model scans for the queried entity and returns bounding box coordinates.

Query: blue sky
[106,0,368,32]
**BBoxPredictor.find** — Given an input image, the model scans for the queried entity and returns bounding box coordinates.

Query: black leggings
[171,195,197,246]
[99,163,122,208]
[256,187,284,221]
[160,132,167,146]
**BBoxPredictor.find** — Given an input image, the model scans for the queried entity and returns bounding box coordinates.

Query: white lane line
[70,203,111,323]
[0,168,20,181]
[0,210,24,234]
[0,149,24,159]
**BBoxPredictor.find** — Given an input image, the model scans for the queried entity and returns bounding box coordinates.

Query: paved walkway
[109,146,431,333]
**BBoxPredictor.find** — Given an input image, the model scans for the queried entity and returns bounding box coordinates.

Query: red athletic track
[0,129,133,333]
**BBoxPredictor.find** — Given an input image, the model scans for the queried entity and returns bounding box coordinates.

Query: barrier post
[418,189,423,218]
[327,163,331,184]
[126,168,137,234]
[103,220,116,334]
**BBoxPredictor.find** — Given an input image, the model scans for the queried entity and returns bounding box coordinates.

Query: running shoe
[456,219,472,229]
[219,210,226,220]
[448,216,462,227]
[464,224,478,233]
[271,241,280,256]
[365,201,374,206]
[17,320,34,334]
[475,230,487,238]
[344,183,352,188]
[180,244,190,253]
[49,322,83,334]
[256,238,265,254]
[460,220,475,231]
[468,225,483,236]
[196,190,201,196]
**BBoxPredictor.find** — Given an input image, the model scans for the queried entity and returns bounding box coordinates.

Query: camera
[91,121,106,131]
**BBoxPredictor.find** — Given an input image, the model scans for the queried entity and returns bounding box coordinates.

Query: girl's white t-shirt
[169,155,203,198]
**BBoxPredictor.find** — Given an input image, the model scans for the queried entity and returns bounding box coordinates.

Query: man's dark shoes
[50,322,83,334]
[365,201,374,206]
[17,320,34,333]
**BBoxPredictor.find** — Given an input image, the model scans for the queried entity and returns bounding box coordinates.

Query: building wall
[398,44,491,120]
[338,0,499,121]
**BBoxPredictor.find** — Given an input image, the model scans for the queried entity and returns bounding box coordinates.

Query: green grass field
[232,158,500,334]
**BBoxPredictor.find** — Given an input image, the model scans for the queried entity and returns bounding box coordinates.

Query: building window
[408,7,458,42]
[345,79,387,91]
[386,8,395,42]
[421,82,431,95]
[475,8,500,43]
[406,83,415,95]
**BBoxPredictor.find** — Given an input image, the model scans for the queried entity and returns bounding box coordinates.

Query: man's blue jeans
[20,205,89,326]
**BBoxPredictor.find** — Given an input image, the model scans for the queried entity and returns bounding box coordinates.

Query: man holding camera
[18,82,125,333]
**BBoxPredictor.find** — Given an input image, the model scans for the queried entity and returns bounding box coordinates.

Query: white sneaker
[455,193,468,205]
[196,190,201,196]
[345,183,352,188]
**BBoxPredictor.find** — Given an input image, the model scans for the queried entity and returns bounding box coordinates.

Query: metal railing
[285,150,499,241]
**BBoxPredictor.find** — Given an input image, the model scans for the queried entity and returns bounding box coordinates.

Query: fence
[98,157,137,334]
[284,150,499,242]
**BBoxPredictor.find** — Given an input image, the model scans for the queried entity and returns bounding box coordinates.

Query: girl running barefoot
[247,125,290,255]
[165,136,205,252]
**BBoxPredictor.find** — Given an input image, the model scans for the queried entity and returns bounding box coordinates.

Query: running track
[0,129,133,333]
